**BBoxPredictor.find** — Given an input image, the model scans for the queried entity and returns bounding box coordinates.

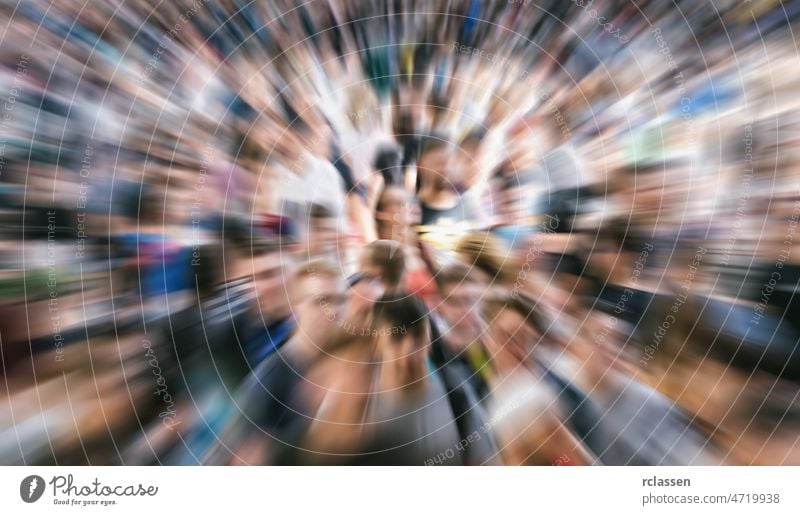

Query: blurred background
[1,0,799,465]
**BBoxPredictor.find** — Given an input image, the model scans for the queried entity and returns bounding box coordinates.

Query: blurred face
[438,281,485,349]
[253,253,290,320]
[377,188,420,238]
[486,308,537,369]
[292,273,347,343]
[418,146,450,181]
[449,145,481,193]
[418,146,458,195]
[418,140,482,194]
[307,217,341,258]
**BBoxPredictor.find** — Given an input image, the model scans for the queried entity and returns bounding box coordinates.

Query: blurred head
[375,186,420,240]
[373,292,430,385]
[290,260,347,343]
[374,145,404,186]
[435,262,488,349]
[491,166,534,224]
[417,137,457,197]
[482,292,541,372]
[359,240,406,291]
[418,136,481,195]
[252,247,292,321]
[306,203,341,259]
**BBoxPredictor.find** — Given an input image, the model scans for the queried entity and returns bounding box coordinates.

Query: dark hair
[364,240,406,288]
[309,203,334,220]
[392,110,415,146]
[373,145,403,177]
[373,145,404,186]
[373,292,429,341]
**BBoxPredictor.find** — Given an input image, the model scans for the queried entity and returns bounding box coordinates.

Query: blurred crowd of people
[1,0,800,465]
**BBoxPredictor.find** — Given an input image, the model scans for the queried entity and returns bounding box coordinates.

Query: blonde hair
[456,232,515,283]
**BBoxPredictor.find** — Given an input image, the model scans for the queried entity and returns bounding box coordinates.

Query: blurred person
[207,260,348,464]
[391,108,422,191]
[557,314,726,465]
[328,131,381,244]
[280,123,348,229]
[374,186,420,243]
[416,136,482,227]
[374,186,437,300]
[241,244,296,368]
[481,292,595,466]
[304,203,345,263]
[373,145,405,187]
[280,330,377,464]
[434,261,489,355]
[168,222,256,387]
[149,249,256,464]
[429,262,493,412]
[114,185,194,321]
[639,293,800,465]
[5,0,800,469]
[364,293,464,464]
[361,231,502,464]
[273,258,347,365]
